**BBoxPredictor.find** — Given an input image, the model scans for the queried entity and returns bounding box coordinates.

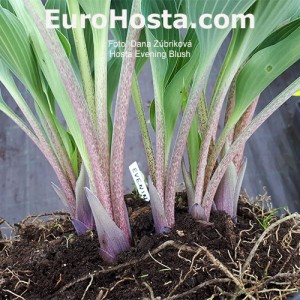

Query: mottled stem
[0,102,76,215]
[233,97,259,170]
[165,66,209,227]
[67,0,96,123]
[110,0,142,239]
[0,70,76,210]
[132,74,156,183]
[155,96,166,202]
[93,0,111,193]
[194,76,233,209]
[23,0,113,216]
[202,78,300,218]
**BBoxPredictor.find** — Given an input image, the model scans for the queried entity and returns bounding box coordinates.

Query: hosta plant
[0,0,300,263]
[0,0,148,262]
[143,0,300,231]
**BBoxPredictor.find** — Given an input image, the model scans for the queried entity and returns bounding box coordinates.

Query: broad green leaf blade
[45,0,75,49]
[164,43,200,157]
[0,11,73,175]
[142,0,181,87]
[110,0,148,75]
[254,18,300,54]
[110,0,132,42]
[167,27,199,84]
[0,0,13,12]
[9,0,89,169]
[45,0,84,78]
[144,28,168,101]
[0,6,43,97]
[228,0,300,65]
[187,0,256,66]
[56,29,72,58]
[208,1,300,116]
[231,26,300,124]
[294,90,300,96]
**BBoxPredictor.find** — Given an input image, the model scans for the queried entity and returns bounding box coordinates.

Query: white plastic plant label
[129,162,150,202]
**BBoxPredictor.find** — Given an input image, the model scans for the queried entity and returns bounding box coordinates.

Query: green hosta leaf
[110,0,132,42]
[0,6,43,97]
[231,26,300,124]
[167,27,199,84]
[142,0,181,87]
[56,29,72,58]
[254,18,300,54]
[45,0,84,75]
[53,117,75,160]
[0,37,56,154]
[148,40,201,157]
[186,0,256,67]
[78,0,111,150]
[229,0,300,65]
[145,29,168,101]
[150,99,156,131]
[110,0,148,72]
[45,0,76,58]
[164,43,200,156]
[110,0,148,69]
[0,60,39,127]
[0,87,34,139]
[209,1,300,115]
[70,147,79,177]
[0,0,13,12]
[142,0,199,161]
[9,0,91,176]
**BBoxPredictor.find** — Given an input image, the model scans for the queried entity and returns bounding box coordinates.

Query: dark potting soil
[0,193,299,300]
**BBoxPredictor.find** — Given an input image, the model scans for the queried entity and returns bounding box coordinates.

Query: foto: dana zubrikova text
[46,10,255,30]
[109,39,193,59]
